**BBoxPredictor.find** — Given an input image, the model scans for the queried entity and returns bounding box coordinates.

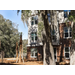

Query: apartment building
[27,10,43,61]
[27,10,71,63]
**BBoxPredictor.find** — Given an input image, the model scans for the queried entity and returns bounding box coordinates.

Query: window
[64,47,70,59]
[70,26,72,37]
[31,17,34,25]
[64,26,72,38]
[69,12,71,16]
[64,27,68,37]
[31,32,37,42]
[54,48,57,61]
[31,32,34,41]
[64,12,68,18]
[51,30,55,35]
[51,30,56,42]
[47,14,50,23]
[31,16,38,25]
[31,48,37,58]
[35,17,38,24]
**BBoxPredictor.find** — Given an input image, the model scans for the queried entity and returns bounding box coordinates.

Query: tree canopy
[0,14,20,58]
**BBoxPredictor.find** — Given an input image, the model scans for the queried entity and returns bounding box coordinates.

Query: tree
[16,42,18,63]
[18,10,56,65]
[0,14,20,58]
[19,32,22,63]
[0,40,1,52]
[22,39,28,53]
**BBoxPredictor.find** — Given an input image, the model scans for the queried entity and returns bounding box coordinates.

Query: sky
[0,10,28,40]
[64,10,70,12]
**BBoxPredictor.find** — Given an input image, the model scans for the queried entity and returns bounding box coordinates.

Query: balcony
[31,40,37,44]
[52,40,60,45]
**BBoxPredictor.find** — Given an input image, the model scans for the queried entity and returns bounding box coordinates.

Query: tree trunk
[22,45,23,60]
[16,42,18,63]
[70,39,75,65]
[0,40,1,57]
[42,10,55,65]
[70,21,75,65]
[1,51,3,63]
[0,40,1,51]
[0,41,3,63]
[42,30,55,65]
[19,45,22,63]
[19,33,22,63]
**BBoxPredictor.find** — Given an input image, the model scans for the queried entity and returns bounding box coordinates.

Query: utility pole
[16,42,18,63]
[0,40,3,63]
[22,45,24,63]
[0,40,1,59]
[19,32,22,63]
[1,51,3,63]
[0,40,1,51]
[22,45,23,60]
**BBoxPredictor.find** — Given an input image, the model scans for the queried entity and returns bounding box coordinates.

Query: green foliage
[0,14,20,57]
[20,10,40,25]
[72,24,75,39]
[38,22,44,38]
[22,39,28,53]
[21,10,32,25]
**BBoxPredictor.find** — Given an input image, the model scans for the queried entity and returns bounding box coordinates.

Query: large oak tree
[18,10,57,65]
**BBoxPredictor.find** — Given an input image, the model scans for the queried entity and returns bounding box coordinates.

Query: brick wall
[52,22,71,63]
[27,46,43,61]
[58,22,71,63]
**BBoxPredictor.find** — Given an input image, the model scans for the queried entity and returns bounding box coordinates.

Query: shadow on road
[0,63,18,65]
[0,60,43,65]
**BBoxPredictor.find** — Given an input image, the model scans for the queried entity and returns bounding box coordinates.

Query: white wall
[28,11,38,45]
[58,11,69,23]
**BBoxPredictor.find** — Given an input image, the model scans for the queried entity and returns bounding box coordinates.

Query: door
[54,48,57,61]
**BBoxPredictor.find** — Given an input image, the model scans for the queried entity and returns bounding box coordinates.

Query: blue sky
[64,10,70,12]
[0,10,28,40]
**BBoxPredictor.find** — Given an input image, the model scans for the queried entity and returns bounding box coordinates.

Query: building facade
[27,10,71,64]
[27,10,43,61]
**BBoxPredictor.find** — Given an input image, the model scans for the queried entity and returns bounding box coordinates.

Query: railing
[30,35,60,45]
[31,40,38,43]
